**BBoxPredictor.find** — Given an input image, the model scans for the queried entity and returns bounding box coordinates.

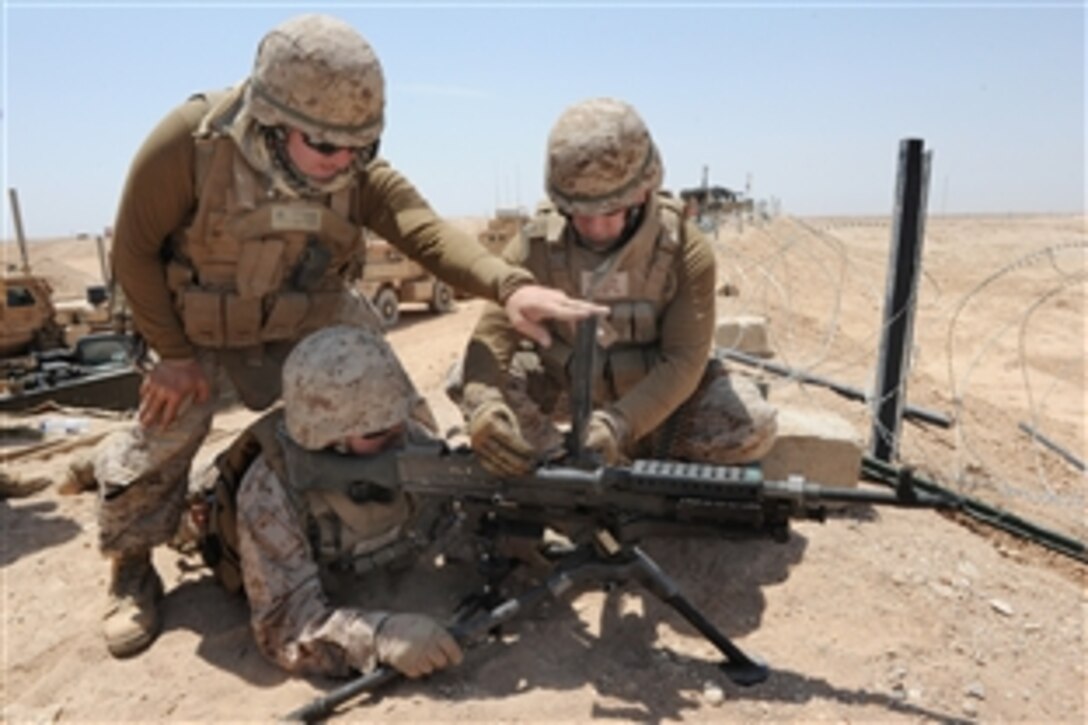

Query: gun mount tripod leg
[629,545,769,686]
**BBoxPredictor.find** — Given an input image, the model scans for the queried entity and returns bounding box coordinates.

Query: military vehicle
[358,238,455,328]
[0,273,66,357]
[477,208,529,255]
[450,208,530,301]
[0,332,141,412]
[1,187,138,411]
[679,185,754,223]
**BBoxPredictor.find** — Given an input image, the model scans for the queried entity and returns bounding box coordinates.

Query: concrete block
[761,405,862,488]
[715,315,772,357]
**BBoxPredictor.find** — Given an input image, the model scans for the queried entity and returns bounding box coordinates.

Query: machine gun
[282,319,956,721]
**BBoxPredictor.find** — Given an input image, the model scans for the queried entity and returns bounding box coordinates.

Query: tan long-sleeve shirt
[112,93,534,359]
[463,209,717,443]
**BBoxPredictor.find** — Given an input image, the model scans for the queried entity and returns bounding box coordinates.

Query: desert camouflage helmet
[545,98,663,216]
[246,14,385,148]
[283,325,412,450]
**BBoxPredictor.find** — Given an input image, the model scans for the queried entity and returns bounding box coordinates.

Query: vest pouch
[291,237,333,291]
[610,303,635,343]
[224,294,263,348]
[165,260,194,293]
[262,292,309,342]
[235,239,285,298]
[631,301,658,344]
[180,289,226,348]
[607,346,652,399]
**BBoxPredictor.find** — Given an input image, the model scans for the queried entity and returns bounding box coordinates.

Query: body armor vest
[200,409,423,594]
[166,92,366,350]
[524,193,684,400]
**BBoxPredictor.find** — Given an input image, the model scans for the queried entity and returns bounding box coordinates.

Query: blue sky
[2,1,1084,239]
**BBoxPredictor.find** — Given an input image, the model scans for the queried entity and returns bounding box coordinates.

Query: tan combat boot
[103,550,164,658]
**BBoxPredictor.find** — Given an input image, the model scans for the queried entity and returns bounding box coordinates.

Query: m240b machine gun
[283,319,956,722]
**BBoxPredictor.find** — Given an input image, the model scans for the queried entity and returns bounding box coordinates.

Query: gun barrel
[762,478,955,509]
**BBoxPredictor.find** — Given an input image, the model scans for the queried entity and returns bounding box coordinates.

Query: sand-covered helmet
[545,98,663,216]
[245,14,385,149]
[283,325,412,450]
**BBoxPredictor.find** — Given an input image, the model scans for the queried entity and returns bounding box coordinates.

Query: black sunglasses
[299,132,380,166]
[301,132,349,156]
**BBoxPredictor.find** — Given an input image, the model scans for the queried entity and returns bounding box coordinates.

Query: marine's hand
[138,358,211,429]
[375,614,463,679]
[468,400,536,477]
[504,285,608,348]
[585,409,628,465]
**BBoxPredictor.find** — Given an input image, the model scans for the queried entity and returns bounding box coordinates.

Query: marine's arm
[357,164,605,344]
[610,221,717,442]
[236,457,388,677]
[111,97,207,361]
[357,162,534,303]
[459,233,538,408]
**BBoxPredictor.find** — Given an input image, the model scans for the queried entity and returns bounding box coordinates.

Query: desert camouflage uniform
[235,443,478,678]
[229,325,469,677]
[237,448,400,676]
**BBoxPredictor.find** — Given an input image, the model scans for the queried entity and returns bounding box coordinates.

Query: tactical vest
[166,90,366,350]
[525,193,684,400]
[200,409,424,595]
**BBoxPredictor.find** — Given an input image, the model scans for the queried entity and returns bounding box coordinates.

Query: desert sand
[1,213,1084,723]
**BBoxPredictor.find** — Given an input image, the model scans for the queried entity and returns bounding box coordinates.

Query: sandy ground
[1,214,1085,723]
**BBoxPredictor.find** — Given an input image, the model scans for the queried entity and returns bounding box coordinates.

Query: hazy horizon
[3,1,1084,239]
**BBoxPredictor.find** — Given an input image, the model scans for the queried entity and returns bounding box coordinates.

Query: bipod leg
[628,545,769,686]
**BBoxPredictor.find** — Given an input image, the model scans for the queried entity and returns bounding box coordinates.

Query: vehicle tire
[429,281,455,314]
[374,287,400,328]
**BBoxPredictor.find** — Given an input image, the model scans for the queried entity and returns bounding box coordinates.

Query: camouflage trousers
[452,355,778,465]
[95,349,245,556]
[95,290,383,556]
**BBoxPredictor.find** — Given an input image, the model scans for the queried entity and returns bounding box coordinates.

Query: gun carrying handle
[569,316,599,466]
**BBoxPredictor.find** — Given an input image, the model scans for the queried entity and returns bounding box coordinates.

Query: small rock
[962,699,979,717]
[1023,622,1043,633]
[965,681,986,700]
[989,599,1014,616]
[930,582,956,599]
[703,681,725,706]
[957,560,979,578]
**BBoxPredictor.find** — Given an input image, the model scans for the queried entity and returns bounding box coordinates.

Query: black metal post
[870,139,932,462]
[569,316,598,465]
